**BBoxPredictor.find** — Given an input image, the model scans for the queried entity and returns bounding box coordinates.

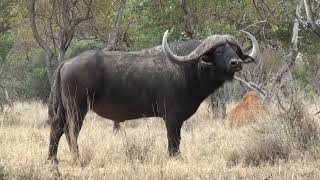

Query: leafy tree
[66,40,102,58]
[0,32,14,63]
[26,0,94,85]
[2,0,320,102]
[0,0,15,33]
[126,0,182,50]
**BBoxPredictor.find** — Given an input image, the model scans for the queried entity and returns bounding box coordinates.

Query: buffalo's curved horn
[240,30,259,60]
[162,30,227,64]
[162,30,259,64]
[162,30,198,64]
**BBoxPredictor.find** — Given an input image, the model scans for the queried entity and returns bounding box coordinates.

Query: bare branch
[262,0,272,13]
[234,76,266,96]
[194,7,241,29]
[276,92,287,111]
[72,0,93,28]
[264,0,303,103]
[58,0,93,62]
[261,0,284,39]
[252,0,265,20]
[239,20,267,32]
[28,0,51,54]
[304,0,320,37]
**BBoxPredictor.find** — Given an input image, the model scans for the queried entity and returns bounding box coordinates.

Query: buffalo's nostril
[230,61,237,66]
[230,59,243,72]
[230,59,243,67]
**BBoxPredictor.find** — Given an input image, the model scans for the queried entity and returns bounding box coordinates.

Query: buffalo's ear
[231,44,256,63]
[241,55,256,63]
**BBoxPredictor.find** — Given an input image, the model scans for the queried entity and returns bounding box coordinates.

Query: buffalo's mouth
[232,65,242,72]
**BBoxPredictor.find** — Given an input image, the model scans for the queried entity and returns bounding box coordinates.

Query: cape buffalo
[48,30,259,163]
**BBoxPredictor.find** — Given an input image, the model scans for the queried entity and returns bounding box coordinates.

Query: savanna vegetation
[0,0,320,179]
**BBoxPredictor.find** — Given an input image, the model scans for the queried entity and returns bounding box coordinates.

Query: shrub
[123,136,155,164]
[25,67,50,101]
[66,40,102,58]
[0,32,14,63]
[24,51,51,101]
[0,163,8,180]
[225,102,320,166]
[21,40,101,101]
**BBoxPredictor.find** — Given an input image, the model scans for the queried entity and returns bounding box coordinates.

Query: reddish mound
[226,91,266,125]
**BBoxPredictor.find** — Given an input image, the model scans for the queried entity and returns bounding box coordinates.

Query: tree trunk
[105,0,127,50]
[45,52,55,86]
[178,0,197,39]
[314,69,320,95]
[29,0,55,85]
[58,49,65,63]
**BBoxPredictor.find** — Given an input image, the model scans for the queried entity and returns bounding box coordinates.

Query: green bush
[25,67,50,101]
[0,32,14,63]
[22,40,101,101]
[225,102,320,166]
[66,40,102,58]
[24,51,51,101]
[292,57,318,99]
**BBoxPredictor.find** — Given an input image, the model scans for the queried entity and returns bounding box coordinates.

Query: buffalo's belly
[91,100,159,121]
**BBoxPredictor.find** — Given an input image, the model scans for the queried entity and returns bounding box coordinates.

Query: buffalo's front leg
[165,120,183,157]
[113,122,121,134]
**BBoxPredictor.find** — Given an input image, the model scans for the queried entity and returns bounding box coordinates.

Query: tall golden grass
[0,101,320,179]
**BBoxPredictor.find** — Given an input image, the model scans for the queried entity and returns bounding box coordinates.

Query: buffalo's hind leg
[64,100,88,163]
[48,114,66,164]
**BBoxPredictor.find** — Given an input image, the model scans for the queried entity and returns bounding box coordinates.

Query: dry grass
[0,101,320,179]
[225,103,320,166]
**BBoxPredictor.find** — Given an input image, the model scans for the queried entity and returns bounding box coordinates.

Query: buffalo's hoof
[168,150,181,158]
[47,157,59,164]
[113,122,121,134]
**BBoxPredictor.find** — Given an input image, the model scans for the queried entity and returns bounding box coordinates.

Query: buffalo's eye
[199,55,209,62]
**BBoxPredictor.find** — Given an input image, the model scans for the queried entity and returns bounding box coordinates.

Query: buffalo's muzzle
[230,59,243,72]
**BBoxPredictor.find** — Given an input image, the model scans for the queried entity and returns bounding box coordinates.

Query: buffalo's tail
[48,62,65,124]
